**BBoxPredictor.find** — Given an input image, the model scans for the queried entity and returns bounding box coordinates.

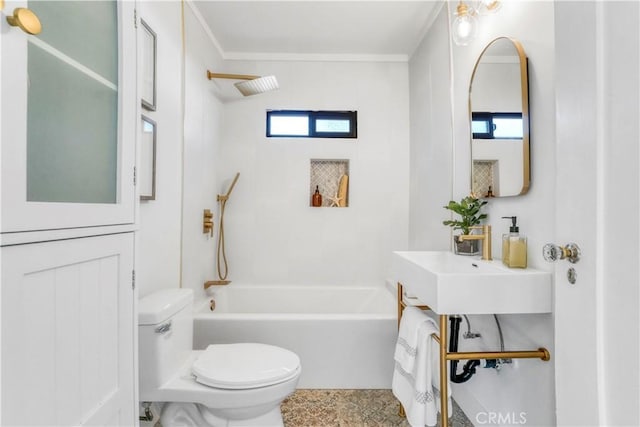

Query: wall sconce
[452,0,502,46]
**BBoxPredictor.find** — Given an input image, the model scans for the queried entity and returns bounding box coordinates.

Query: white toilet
[138,289,301,427]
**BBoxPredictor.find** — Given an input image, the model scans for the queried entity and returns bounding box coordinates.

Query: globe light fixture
[452,1,502,46]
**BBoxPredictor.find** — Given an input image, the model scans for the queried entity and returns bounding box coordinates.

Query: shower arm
[207,71,259,81]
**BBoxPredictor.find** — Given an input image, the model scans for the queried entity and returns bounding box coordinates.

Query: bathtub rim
[194,312,396,321]
[195,284,396,319]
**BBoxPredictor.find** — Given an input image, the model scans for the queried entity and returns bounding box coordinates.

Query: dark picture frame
[141,19,157,111]
[140,115,157,200]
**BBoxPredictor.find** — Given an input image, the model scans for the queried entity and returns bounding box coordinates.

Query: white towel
[392,308,452,427]
[394,306,429,373]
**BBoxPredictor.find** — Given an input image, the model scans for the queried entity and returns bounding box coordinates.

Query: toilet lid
[192,343,301,389]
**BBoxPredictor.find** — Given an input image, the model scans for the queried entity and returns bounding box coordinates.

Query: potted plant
[443,196,488,255]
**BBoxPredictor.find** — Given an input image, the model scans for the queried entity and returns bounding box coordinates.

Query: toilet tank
[138,289,194,396]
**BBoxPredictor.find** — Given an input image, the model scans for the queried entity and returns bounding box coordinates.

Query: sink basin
[391,251,552,314]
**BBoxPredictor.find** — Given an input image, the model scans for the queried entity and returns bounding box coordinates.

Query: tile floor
[281,389,473,427]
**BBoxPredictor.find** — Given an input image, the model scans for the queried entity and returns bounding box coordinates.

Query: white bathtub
[193,285,397,389]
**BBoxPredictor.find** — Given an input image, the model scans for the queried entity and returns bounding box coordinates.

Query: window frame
[266,110,357,139]
[472,112,523,139]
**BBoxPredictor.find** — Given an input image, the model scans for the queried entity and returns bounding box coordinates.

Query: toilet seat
[192,343,301,390]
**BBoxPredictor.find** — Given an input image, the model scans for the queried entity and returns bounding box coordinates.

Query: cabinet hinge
[134,8,138,29]
[133,166,137,186]
[132,270,136,290]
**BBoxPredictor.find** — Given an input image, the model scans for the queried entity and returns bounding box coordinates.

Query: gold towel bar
[447,348,550,361]
[431,333,440,344]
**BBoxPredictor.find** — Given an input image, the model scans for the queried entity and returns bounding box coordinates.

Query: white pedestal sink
[391,251,552,314]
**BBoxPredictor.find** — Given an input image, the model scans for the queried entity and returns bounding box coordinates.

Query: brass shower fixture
[206,71,279,96]
[203,209,214,236]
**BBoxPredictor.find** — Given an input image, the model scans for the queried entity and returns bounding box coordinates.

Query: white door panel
[554,2,640,426]
[554,3,600,423]
[1,233,135,426]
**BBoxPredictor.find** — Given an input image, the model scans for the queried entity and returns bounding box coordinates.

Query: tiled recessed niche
[473,160,497,198]
[310,159,349,207]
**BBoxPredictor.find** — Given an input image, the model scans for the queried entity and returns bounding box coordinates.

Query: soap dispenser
[502,216,527,268]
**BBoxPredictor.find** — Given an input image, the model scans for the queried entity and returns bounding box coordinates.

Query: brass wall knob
[6,7,42,35]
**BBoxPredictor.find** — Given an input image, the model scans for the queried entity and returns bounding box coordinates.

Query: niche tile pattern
[310,159,349,207]
[472,160,495,198]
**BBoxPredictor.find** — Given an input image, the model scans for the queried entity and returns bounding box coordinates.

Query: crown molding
[223,51,409,63]
[185,0,410,63]
[185,0,226,59]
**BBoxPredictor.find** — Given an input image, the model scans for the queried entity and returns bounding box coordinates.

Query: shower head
[206,71,279,96]
[235,76,279,97]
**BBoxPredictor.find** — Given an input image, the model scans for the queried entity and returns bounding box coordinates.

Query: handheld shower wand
[217,172,240,202]
[214,173,240,285]
[205,173,241,290]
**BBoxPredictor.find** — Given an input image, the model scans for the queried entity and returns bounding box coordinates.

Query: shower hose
[216,196,229,281]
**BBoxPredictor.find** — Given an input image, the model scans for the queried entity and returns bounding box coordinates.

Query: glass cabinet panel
[1,0,136,233]
[26,0,119,203]
[30,1,118,82]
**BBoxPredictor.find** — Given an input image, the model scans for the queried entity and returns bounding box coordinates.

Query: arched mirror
[469,37,529,198]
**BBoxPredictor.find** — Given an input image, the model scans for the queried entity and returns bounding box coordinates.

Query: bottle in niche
[312,185,322,207]
[485,186,495,198]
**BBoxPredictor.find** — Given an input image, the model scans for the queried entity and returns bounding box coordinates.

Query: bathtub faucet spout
[204,280,231,290]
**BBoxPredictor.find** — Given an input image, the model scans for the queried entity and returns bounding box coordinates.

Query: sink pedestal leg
[439,314,449,427]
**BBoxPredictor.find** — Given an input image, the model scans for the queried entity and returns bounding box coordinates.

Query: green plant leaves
[442,196,488,235]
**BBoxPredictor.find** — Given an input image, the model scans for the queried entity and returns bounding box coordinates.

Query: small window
[492,116,523,138]
[472,113,492,138]
[269,113,309,136]
[267,110,357,138]
[472,112,523,139]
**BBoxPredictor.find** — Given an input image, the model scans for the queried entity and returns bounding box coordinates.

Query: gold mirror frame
[469,37,529,197]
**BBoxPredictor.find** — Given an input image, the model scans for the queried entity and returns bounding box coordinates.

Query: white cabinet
[0,0,137,233]
[0,1,139,425]
[1,233,136,426]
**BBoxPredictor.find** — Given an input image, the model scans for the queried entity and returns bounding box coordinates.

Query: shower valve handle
[203,209,214,236]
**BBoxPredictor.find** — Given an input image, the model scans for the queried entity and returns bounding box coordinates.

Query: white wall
[136,1,184,297]
[408,3,453,252]
[409,2,556,425]
[217,60,410,287]
[136,2,225,299]
[180,4,226,298]
[472,61,521,111]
